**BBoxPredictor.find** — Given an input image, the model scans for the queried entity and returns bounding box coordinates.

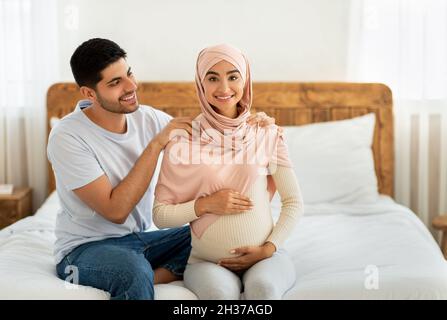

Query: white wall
[57,0,351,82]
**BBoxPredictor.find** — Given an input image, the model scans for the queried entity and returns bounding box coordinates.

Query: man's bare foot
[154,267,181,284]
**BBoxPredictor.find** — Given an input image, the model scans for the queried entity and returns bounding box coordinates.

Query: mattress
[1,192,446,299]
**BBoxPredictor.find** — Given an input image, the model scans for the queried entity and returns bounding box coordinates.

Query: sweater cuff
[265,236,282,251]
[182,199,199,222]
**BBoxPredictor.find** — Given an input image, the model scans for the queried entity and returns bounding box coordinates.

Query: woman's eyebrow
[205,70,240,76]
[205,71,219,76]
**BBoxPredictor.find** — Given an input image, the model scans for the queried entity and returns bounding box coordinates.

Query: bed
[1,82,446,299]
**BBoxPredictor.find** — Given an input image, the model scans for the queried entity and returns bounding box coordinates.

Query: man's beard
[96,91,139,114]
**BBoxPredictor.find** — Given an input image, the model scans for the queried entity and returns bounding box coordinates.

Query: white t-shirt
[47,100,172,264]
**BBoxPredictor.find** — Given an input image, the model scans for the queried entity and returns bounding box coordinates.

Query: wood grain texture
[47,82,394,198]
[0,187,32,229]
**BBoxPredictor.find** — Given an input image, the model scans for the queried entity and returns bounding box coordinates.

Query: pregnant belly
[190,210,274,263]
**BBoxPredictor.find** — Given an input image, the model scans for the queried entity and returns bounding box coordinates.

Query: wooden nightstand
[0,187,32,229]
[432,215,447,259]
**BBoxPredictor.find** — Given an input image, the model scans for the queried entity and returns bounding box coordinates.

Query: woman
[153,44,303,299]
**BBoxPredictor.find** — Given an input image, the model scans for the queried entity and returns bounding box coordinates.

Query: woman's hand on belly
[194,189,253,217]
[217,241,277,272]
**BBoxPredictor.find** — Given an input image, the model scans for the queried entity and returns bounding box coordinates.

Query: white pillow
[282,113,379,204]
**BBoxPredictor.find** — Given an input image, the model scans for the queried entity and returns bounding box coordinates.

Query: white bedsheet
[1,192,446,299]
[276,197,447,299]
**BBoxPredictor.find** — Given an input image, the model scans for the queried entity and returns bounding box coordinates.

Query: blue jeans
[56,226,191,300]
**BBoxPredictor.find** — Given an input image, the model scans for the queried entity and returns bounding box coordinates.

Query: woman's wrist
[194,197,207,217]
[261,241,276,258]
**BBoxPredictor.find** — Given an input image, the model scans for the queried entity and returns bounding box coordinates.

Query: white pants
[183,249,296,300]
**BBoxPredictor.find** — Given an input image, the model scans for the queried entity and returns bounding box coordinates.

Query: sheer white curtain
[348,0,447,238]
[0,0,59,210]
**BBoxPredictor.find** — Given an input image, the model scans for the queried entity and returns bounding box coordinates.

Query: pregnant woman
[153,44,303,299]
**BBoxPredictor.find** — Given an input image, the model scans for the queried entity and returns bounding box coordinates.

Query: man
[47,38,274,300]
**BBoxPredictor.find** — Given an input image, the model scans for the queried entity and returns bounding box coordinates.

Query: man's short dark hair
[70,38,127,88]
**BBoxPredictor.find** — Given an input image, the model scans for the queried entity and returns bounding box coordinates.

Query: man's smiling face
[93,58,139,114]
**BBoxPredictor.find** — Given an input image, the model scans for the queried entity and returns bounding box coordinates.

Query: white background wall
[57,0,351,82]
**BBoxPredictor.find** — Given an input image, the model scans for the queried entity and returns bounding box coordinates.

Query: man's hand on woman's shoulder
[153,116,194,149]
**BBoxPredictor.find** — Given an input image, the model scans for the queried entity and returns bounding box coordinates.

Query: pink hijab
[155,44,291,238]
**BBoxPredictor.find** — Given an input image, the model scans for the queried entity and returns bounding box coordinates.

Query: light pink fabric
[155,44,291,238]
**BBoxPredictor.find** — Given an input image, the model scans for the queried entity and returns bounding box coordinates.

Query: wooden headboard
[47,82,394,197]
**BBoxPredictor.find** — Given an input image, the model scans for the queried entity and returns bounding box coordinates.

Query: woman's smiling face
[202,60,244,119]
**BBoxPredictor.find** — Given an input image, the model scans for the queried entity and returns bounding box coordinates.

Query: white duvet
[1,192,447,299]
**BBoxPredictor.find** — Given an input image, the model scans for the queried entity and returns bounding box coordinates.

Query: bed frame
[46,82,394,197]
